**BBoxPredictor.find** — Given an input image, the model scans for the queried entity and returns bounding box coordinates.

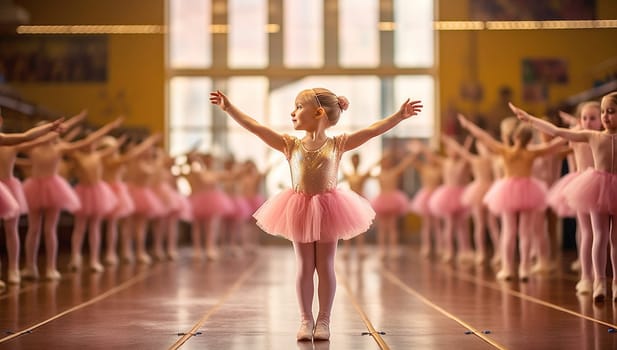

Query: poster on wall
[470,0,596,20]
[0,35,107,83]
[521,58,568,102]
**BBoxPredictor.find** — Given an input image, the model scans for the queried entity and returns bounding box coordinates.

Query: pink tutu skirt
[247,194,266,212]
[23,175,81,212]
[371,190,409,216]
[562,168,617,215]
[461,180,493,207]
[408,188,434,215]
[189,188,234,220]
[483,177,547,214]
[223,196,253,221]
[546,172,579,217]
[0,176,28,214]
[0,181,19,219]
[74,181,118,217]
[155,182,193,221]
[254,188,375,243]
[105,181,135,219]
[428,185,467,217]
[127,184,167,218]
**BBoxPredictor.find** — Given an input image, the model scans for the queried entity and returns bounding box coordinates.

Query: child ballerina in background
[458,113,564,281]
[441,135,499,264]
[340,153,374,259]
[407,140,443,258]
[66,117,124,272]
[0,116,66,289]
[371,150,416,259]
[210,88,422,341]
[511,93,617,301]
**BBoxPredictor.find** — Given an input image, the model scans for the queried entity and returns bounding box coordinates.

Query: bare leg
[576,212,593,294]
[376,216,386,258]
[498,212,517,280]
[441,215,454,263]
[518,211,534,281]
[487,212,501,266]
[88,216,103,271]
[191,219,203,259]
[120,217,134,263]
[4,216,20,283]
[419,214,431,257]
[152,217,166,261]
[104,217,120,265]
[531,211,552,274]
[454,213,473,263]
[205,217,220,260]
[22,210,42,279]
[293,241,316,340]
[314,240,337,340]
[43,208,61,280]
[385,215,399,258]
[590,211,609,302]
[134,215,151,264]
[69,215,87,271]
[608,217,617,301]
[471,205,487,264]
[167,216,179,259]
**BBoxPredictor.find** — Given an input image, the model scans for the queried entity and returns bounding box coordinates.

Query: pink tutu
[0,181,20,219]
[223,196,253,221]
[461,181,493,207]
[408,188,434,215]
[483,177,547,214]
[189,188,234,220]
[562,168,617,215]
[428,185,467,217]
[247,194,266,212]
[546,172,579,217]
[0,176,28,214]
[23,175,81,212]
[74,181,118,217]
[254,188,375,243]
[105,181,135,219]
[127,184,167,218]
[155,182,193,221]
[371,190,409,216]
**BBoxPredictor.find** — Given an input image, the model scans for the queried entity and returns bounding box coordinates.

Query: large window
[167,0,436,197]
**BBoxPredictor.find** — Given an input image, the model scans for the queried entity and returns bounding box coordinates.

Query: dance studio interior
[1,0,617,349]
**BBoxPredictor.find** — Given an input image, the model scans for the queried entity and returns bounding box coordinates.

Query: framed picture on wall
[521,58,568,102]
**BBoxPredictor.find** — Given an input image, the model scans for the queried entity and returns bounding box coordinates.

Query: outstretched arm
[509,102,590,143]
[210,90,286,153]
[344,99,423,152]
[121,133,162,161]
[558,110,579,128]
[63,117,123,152]
[457,113,504,153]
[441,134,474,162]
[0,118,64,146]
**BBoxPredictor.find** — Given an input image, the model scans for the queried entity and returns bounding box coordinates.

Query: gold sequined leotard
[284,135,343,196]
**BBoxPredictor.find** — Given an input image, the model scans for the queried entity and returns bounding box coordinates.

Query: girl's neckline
[300,137,330,152]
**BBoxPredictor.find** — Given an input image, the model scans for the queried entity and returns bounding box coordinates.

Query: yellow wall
[11,0,165,134]
[7,0,617,138]
[438,0,617,129]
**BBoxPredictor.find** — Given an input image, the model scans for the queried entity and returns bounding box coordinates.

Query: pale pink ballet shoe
[153,250,166,261]
[313,317,330,341]
[441,251,453,263]
[518,266,530,282]
[490,254,501,267]
[570,259,581,272]
[167,250,178,261]
[44,269,61,281]
[496,269,513,281]
[7,269,20,284]
[21,267,39,280]
[576,279,592,295]
[206,249,219,261]
[593,279,607,303]
[137,253,152,265]
[121,252,135,264]
[296,319,314,341]
[89,262,104,273]
[104,253,119,266]
[67,254,83,272]
[474,252,486,265]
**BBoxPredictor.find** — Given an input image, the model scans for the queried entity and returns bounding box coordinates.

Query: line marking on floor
[338,267,390,350]
[168,259,260,350]
[382,268,508,350]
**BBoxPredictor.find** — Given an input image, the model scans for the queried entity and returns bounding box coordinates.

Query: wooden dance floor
[0,244,615,350]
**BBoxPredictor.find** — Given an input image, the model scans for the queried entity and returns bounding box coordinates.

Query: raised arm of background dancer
[14,131,61,152]
[61,109,87,131]
[441,134,475,163]
[63,117,124,152]
[393,152,418,176]
[62,125,83,142]
[457,113,504,153]
[558,110,579,128]
[121,133,162,161]
[210,90,286,153]
[0,118,64,146]
[345,99,423,152]
[509,102,590,143]
[528,133,568,152]
[98,134,129,158]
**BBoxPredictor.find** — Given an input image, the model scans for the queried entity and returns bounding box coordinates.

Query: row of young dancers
[0,111,270,291]
[341,92,616,304]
